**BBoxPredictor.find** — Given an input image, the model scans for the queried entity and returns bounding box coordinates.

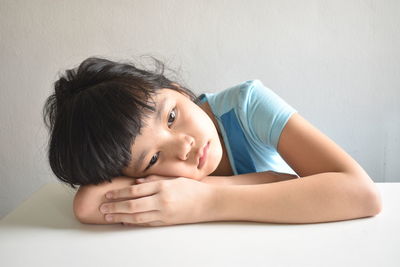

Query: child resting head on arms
[43,56,381,227]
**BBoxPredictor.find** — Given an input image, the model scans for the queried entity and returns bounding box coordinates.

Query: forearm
[202,171,298,186]
[210,172,381,224]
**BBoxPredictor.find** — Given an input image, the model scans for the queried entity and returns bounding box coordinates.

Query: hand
[137,175,234,187]
[100,176,217,227]
[135,175,203,184]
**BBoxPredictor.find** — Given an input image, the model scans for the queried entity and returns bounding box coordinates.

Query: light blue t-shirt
[197,79,297,175]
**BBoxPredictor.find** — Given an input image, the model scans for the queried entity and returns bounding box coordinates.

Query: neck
[199,100,234,177]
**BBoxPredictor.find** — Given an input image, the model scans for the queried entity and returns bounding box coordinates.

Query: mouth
[197,141,210,169]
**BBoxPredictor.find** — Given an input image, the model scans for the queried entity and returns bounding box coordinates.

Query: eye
[145,152,160,171]
[167,108,176,127]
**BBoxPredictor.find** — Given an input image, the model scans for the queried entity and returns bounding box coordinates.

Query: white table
[0,183,398,267]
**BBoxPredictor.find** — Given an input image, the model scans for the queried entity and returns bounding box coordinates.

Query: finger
[101,195,158,214]
[105,210,161,224]
[105,182,160,200]
[136,178,155,184]
[137,176,167,183]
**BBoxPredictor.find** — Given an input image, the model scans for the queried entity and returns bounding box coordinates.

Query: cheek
[210,138,223,164]
[195,112,218,135]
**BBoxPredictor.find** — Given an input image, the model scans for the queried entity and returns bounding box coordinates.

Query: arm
[209,113,382,224]
[74,172,296,224]
[202,171,298,186]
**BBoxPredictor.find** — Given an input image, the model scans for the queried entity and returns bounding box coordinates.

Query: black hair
[43,56,199,188]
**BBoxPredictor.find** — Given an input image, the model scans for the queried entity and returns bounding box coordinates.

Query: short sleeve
[240,80,297,150]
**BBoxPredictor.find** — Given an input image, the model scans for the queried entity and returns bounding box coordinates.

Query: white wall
[1,0,399,218]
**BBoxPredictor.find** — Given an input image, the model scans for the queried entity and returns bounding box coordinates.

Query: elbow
[73,186,93,224]
[347,171,382,218]
[364,184,383,217]
[356,175,383,217]
[72,180,126,225]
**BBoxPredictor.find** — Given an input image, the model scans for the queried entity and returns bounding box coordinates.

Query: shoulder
[216,79,291,120]
[220,79,297,149]
[206,79,266,114]
[219,79,266,98]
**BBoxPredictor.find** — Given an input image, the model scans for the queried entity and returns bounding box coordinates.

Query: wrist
[206,183,238,222]
[202,182,226,222]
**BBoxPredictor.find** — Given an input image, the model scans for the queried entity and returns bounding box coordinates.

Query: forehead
[154,88,188,100]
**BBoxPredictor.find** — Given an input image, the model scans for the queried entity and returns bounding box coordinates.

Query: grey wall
[1,0,399,218]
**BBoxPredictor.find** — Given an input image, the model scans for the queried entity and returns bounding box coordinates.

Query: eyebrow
[134,97,168,173]
[156,97,168,124]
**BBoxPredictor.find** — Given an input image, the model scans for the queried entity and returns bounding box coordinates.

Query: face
[122,88,223,180]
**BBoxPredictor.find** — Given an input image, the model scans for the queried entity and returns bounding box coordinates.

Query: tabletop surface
[0,182,399,267]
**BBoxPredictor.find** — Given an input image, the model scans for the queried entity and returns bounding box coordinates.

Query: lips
[197,141,210,169]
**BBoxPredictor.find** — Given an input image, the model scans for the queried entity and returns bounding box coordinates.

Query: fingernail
[105,214,113,222]
[100,205,109,213]
[137,178,144,183]
[106,192,113,199]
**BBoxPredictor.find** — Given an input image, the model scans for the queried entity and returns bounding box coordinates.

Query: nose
[177,134,195,161]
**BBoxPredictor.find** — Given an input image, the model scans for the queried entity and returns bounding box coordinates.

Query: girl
[43,57,382,227]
